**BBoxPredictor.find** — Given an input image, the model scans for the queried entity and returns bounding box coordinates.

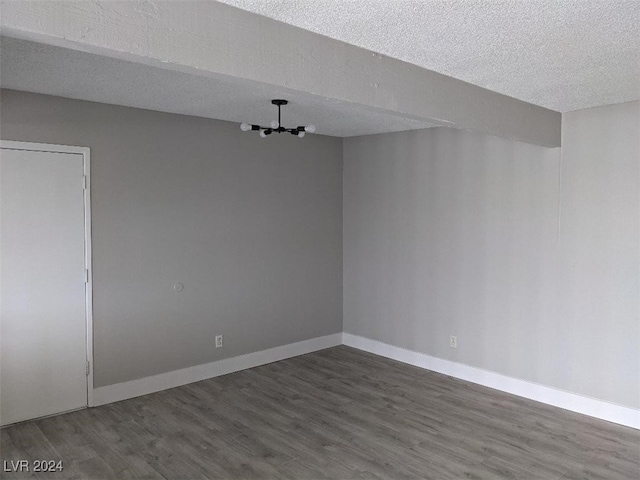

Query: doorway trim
[1,140,94,408]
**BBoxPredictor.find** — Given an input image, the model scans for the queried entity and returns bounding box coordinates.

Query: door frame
[1,140,94,408]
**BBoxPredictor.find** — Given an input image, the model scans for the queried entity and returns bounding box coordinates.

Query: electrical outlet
[450,335,457,348]
[215,335,223,348]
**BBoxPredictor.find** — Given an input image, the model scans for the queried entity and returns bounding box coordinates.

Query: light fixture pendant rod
[278,103,282,129]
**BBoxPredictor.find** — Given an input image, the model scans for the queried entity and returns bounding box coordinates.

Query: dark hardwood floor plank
[1,346,638,479]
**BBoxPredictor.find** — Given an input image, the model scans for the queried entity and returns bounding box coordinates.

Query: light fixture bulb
[298,131,306,138]
[259,130,268,138]
[270,120,279,129]
[240,122,251,132]
[305,124,316,133]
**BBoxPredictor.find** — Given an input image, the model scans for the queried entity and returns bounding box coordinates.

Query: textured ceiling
[218,0,640,112]
[0,37,443,137]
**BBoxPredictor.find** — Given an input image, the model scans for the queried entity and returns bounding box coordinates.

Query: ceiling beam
[0,0,561,146]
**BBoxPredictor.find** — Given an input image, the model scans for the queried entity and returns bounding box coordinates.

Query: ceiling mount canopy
[240,99,316,138]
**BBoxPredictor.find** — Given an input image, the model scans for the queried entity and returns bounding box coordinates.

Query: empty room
[0,1,638,479]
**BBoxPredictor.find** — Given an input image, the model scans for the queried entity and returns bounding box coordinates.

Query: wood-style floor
[1,346,638,479]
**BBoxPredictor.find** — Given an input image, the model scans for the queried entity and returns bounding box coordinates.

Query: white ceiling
[0,37,442,137]
[218,0,640,112]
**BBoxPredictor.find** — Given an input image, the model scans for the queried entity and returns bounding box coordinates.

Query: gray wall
[3,87,637,409]
[344,101,639,409]
[1,89,343,388]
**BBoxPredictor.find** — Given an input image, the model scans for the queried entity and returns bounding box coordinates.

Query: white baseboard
[342,333,639,430]
[93,333,342,406]
[93,331,638,430]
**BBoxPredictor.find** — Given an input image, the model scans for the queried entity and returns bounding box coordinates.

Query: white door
[1,142,90,426]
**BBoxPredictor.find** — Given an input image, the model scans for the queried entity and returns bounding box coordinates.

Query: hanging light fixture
[240,100,316,138]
